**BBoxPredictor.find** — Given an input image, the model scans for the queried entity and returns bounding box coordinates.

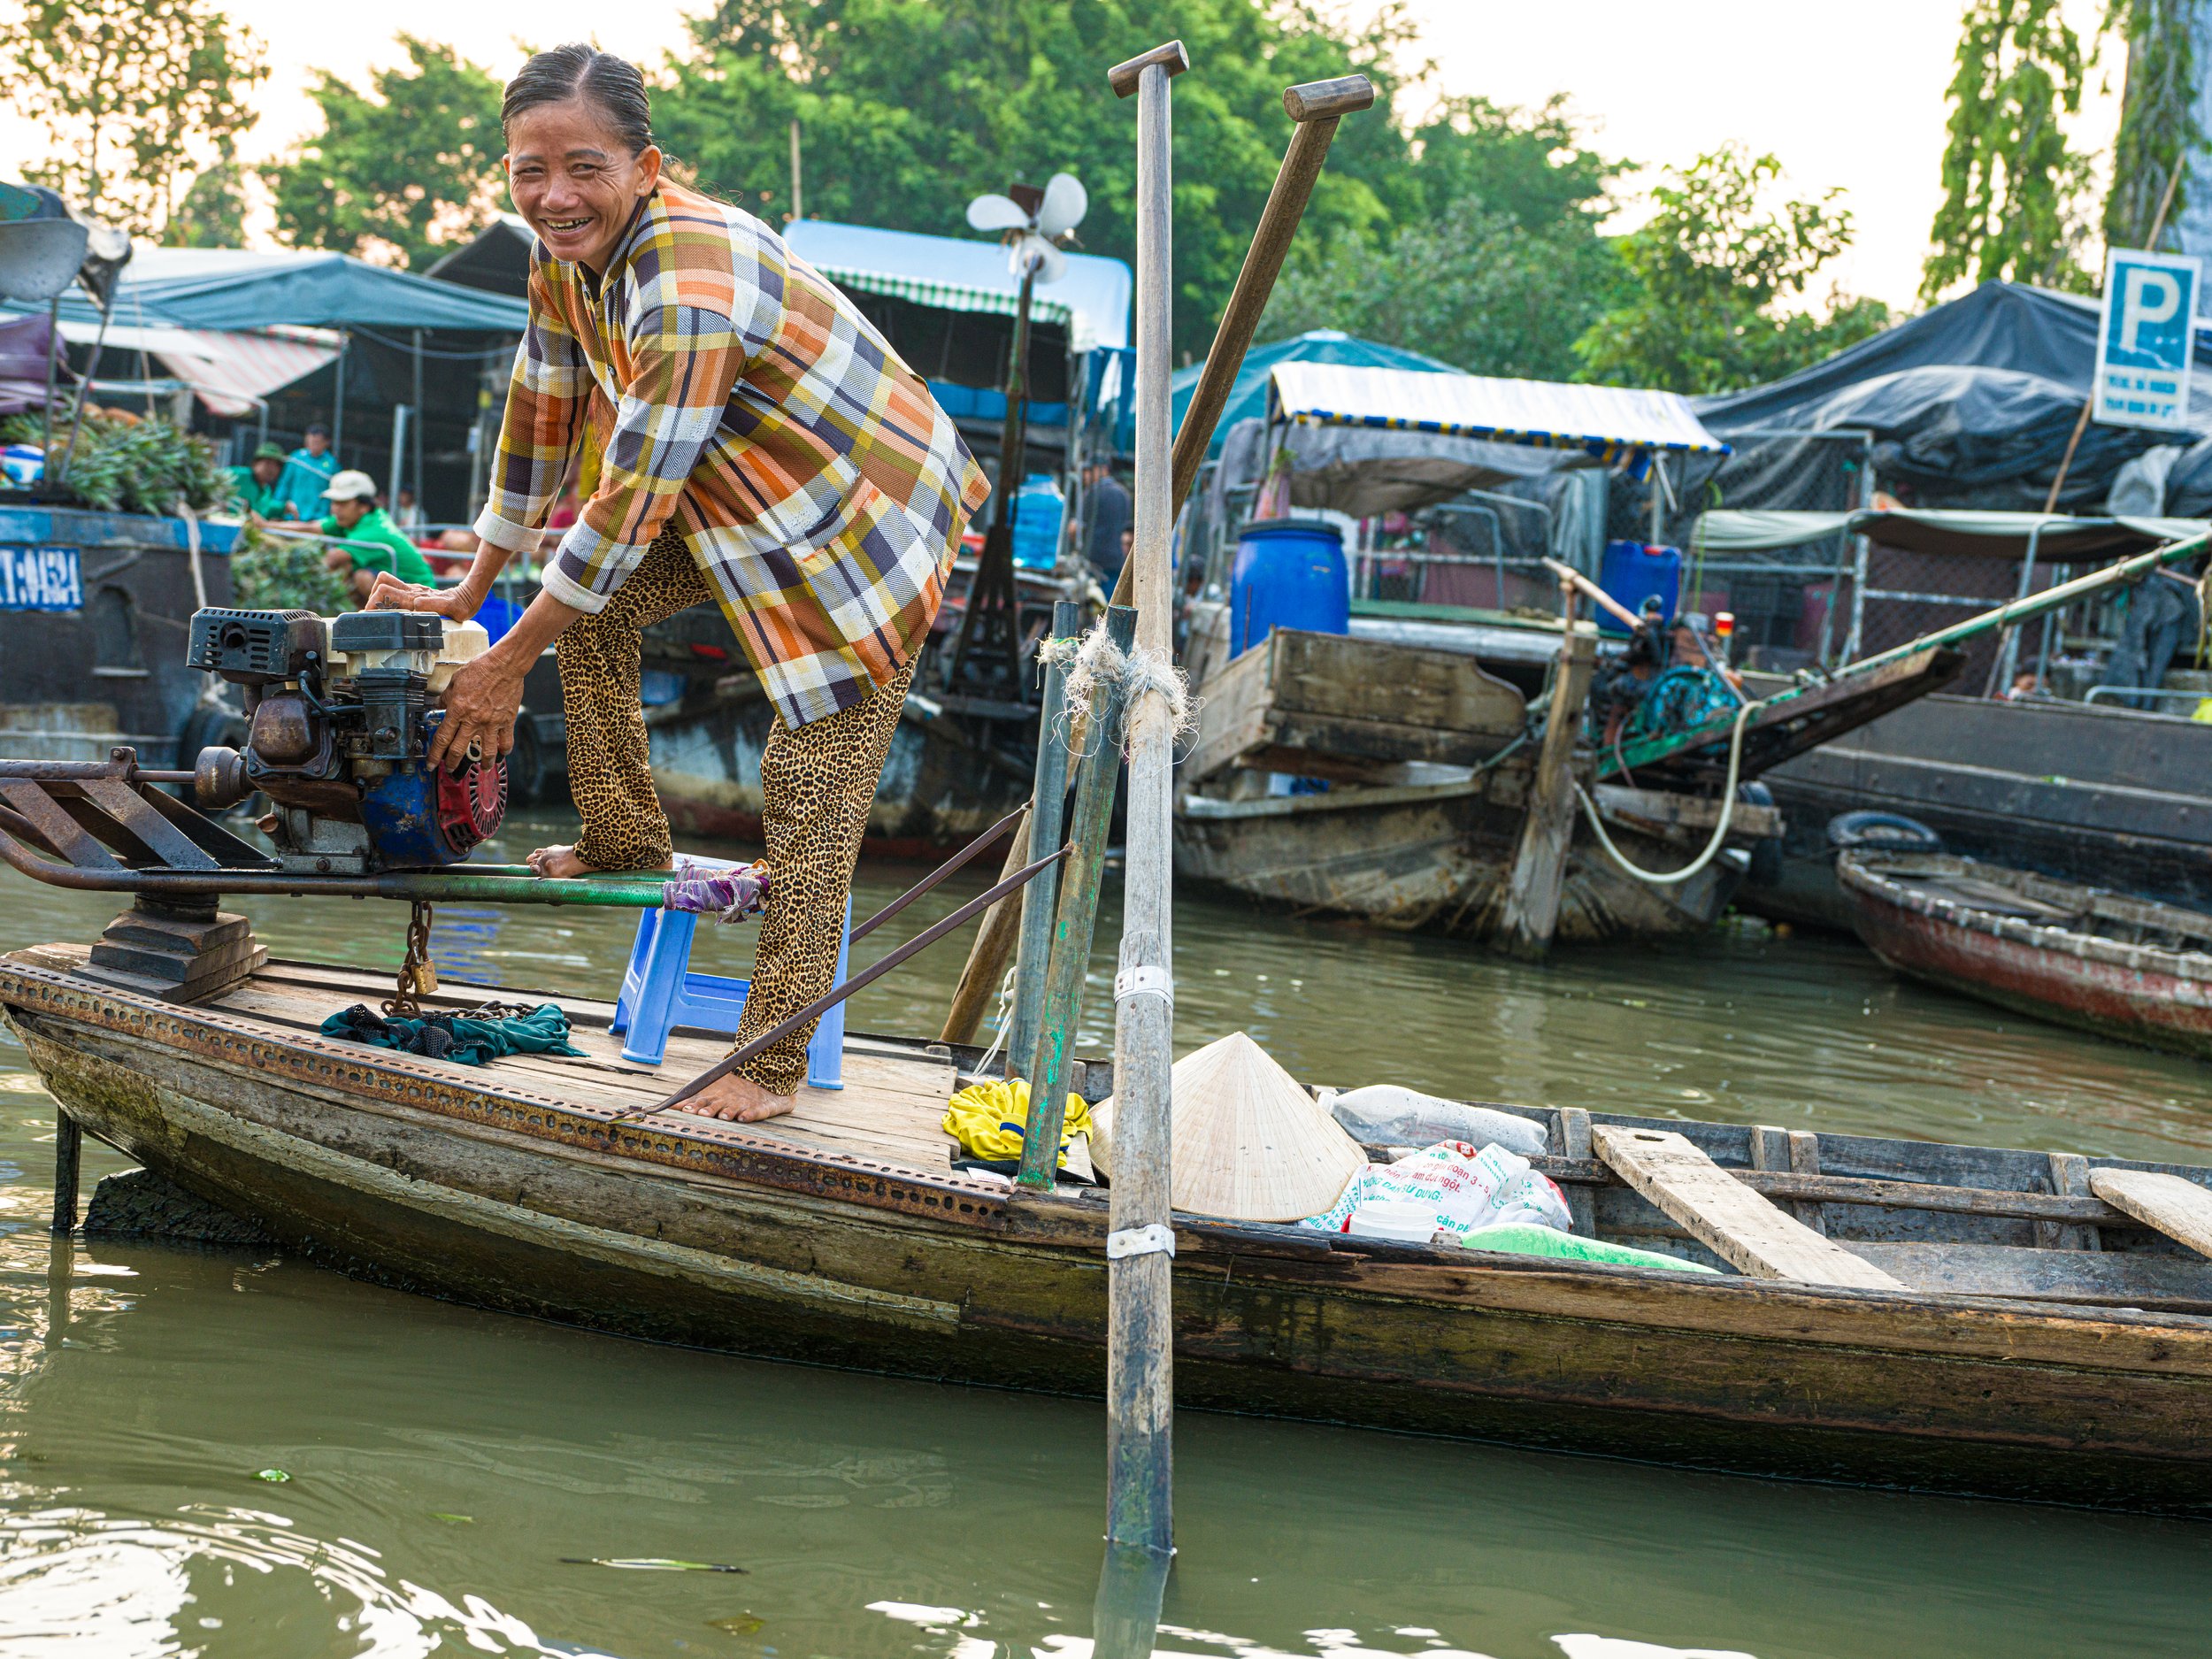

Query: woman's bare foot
[525,844,672,879]
[679,1072,797,1123]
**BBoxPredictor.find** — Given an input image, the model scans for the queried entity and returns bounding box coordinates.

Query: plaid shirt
[473,180,989,727]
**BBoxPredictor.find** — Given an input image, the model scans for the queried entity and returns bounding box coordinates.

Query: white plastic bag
[1300,1140,1574,1239]
[1324,1085,1548,1158]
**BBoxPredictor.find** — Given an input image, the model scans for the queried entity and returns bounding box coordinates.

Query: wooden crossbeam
[1590,1124,1905,1289]
[2088,1169,2212,1260]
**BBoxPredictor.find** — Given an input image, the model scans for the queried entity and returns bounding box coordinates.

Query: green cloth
[319,1002,586,1067]
[227,465,291,519]
[320,507,438,586]
[1452,1223,1722,1274]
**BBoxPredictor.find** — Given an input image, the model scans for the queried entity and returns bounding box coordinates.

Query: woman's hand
[364,571,488,621]
[428,652,529,772]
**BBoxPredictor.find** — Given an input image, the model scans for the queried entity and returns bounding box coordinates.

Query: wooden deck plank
[2089,1169,2212,1260]
[1591,1124,1906,1288]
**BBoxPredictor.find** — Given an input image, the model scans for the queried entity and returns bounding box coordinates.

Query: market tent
[39,315,340,417]
[1267,362,1730,518]
[787,219,1132,355]
[31,246,528,334]
[1172,329,1458,459]
[1693,506,2210,560]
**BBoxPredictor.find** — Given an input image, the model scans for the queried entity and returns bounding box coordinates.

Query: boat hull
[1839,852,2212,1056]
[12,961,2208,1513]
[1173,780,1746,941]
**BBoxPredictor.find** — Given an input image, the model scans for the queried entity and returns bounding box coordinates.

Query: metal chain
[383,900,437,1018]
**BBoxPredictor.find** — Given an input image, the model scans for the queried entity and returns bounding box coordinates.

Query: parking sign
[2094,247,2201,429]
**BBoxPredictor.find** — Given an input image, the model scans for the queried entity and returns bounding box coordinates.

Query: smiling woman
[357,43,990,1128]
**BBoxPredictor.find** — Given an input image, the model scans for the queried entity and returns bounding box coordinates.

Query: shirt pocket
[788,479,938,630]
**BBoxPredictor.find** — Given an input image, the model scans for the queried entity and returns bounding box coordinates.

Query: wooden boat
[10,941,2212,1515]
[1838,846,2212,1056]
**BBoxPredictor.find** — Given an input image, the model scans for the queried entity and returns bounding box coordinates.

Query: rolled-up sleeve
[539,303,748,613]
[472,272,589,557]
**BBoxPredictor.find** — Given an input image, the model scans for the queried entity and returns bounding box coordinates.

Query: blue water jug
[1010,474,1064,571]
[1231,518,1349,657]
[1597,540,1681,635]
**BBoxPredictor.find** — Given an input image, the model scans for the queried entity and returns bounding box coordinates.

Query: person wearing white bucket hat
[316,469,439,603]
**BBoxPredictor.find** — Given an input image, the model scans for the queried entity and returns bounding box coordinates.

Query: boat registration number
[0,545,82,611]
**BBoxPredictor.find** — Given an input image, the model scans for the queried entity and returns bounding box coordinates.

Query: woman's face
[505,97,662,275]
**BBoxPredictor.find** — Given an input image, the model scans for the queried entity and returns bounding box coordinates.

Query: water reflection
[2,815,2211,1651]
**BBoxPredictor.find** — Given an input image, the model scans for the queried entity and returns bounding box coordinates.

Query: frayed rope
[1053,625,1196,758]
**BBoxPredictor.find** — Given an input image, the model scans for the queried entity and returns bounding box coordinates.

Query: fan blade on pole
[967,194,1032,233]
[1032,241,1069,285]
[1037,172,1088,238]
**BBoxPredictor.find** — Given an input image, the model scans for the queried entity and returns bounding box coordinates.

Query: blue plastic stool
[611,881,849,1089]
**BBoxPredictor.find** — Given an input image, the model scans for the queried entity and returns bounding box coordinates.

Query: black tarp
[1693,281,2212,515]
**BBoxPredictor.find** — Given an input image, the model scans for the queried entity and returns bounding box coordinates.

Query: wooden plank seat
[2090,1168,2212,1260]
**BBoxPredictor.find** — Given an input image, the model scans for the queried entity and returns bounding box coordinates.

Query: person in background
[1083,459,1130,585]
[2002,669,2045,701]
[547,484,580,531]
[227,442,296,521]
[279,423,340,520]
[393,484,425,531]
[315,470,439,603]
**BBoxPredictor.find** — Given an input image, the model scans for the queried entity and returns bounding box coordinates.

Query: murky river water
[1,810,2208,1655]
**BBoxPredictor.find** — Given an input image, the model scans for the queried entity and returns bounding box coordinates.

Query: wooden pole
[1018,604,1139,1187]
[1008,599,1084,1071]
[1107,71,1372,607]
[939,804,1031,1047]
[1103,36,1187,1559]
[51,1109,79,1234]
[1499,585,1597,959]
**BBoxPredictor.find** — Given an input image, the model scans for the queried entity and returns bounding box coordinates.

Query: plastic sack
[1325,1085,1548,1157]
[942,1077,1093,1166]
[1452,1223,1719,1274]
[1299,1140,1574,1238]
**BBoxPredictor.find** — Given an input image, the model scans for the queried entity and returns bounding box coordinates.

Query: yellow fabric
[2193,697,2212,723]
[942,1078,1093,1164]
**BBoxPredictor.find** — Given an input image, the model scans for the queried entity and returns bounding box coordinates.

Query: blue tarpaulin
[26,246,528,334]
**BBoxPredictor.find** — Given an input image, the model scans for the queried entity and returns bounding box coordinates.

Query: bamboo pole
[939,804,1031,1047]
[1102,36,1187,1560]
[1008,599,1084,1071]
[1018,605,1139,1187]
[1107,71,1374,607]
[1498,586,1597,960]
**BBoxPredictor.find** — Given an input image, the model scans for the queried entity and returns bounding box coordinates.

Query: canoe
[1837,846,2212,1056]
[8,943,2212,1515]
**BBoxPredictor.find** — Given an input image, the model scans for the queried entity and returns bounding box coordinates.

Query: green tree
[1258,93,1624,380]
[0,0,265,234]
[171,162,247,247]
[2104,0,2203,250]
[1574,146,1890,395]
[654,0,1416,357]
[265,35,505,268]
[1923,0,2096,301]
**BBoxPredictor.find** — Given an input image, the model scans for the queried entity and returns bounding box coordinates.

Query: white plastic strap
[1113,965,1174,1008]
[1106,1223,1177,1261]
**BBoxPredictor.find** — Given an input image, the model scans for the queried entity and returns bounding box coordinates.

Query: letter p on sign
[2095,247,2200,431]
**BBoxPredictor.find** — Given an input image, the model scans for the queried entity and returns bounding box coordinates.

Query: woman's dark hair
[502,44,653,155]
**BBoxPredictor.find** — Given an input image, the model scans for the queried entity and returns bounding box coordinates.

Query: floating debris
[251,1469,290,1483]
[429,1513,473,1525]
[562,1557,747,1573]
[707,1616,764,1635]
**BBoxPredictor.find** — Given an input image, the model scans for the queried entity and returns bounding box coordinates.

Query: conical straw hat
[1091,1031,1365,1223]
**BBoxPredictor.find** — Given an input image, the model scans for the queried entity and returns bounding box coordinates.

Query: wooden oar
[610,843,1070,1123]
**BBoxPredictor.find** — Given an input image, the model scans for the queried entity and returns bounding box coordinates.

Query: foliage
[0,0,265,234]
[1923,0,2096,302]
[171,162,248,248]
[228,526,353,614]
[1573,147,1892,395]
[265,35,506,268]
[655,0,1416,357]
[0,411,236,515]
[2104,0,2203,250]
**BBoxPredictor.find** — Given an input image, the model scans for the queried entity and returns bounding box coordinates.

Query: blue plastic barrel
[1597,540,1681,635]
[1231,518,1350,657]
[1010,474,1064,571]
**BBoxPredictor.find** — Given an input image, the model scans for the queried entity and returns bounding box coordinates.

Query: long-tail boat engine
[183,608,506,872]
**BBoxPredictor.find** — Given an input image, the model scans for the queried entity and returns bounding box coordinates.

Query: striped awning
[41,316,340,417]
[1269,362,1731,472]
[821,266,1077,334]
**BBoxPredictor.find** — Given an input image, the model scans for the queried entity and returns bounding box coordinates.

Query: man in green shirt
[319,470,440,603]
[227,442,296,521]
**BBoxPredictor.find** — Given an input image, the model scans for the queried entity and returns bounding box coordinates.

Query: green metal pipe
[1018,605,1138,1191]
[1008,599,1085,1076]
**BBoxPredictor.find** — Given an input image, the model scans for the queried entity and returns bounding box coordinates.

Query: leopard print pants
[557,524,916,1094]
